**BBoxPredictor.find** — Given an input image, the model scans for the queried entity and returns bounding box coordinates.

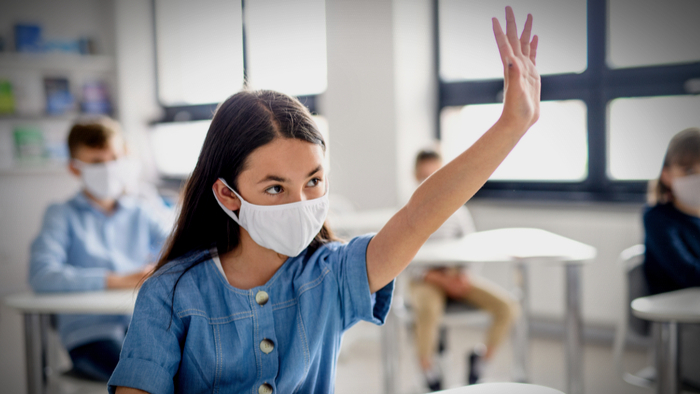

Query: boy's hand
[105,264,155,290]
[492,6,541,132]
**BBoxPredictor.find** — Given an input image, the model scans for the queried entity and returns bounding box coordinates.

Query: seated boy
[28,117,171,381]
[409,149,519,391]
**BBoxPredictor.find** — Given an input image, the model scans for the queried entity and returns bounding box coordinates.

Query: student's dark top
[643,203,700,295]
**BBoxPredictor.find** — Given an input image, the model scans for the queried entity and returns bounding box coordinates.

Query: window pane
[155,0,244,105]
[441,100,588,181]
[439,0,587,81]
[150,120,210,177]
[246,0,327,96]
[608,96,700,180]
[608,0,700,68]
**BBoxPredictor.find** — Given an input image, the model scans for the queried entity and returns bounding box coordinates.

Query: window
[437,0,700,201]
[155,0,244,106]
[608,95,700,180]
[439,0,587,81]
[245,0,327,96]
[442,100,588,181]
[608,0,700,69]
[151,0,328,179]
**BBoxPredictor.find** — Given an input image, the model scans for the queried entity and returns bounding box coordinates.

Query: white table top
[4,289,138,314]
[327,207,396,236]
[434,382,564,394]
[413,228,597,266]
[631,287,700,323]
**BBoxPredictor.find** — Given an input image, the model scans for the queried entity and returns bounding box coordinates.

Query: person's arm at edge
[115,388,148,394]
[367,7,540,293]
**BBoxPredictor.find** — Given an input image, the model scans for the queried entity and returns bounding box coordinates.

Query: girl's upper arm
[108,275,184,393]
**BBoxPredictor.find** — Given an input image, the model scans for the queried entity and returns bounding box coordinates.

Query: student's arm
[115,388,148,394]
[367,7,540,293]
[29,205,151,292]
[645,210,700,287]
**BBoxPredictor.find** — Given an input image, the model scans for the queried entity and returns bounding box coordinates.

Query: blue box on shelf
[14,24,43,53]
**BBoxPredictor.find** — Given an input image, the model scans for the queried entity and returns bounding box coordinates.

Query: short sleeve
[328,234,394,331]
[108,276,183,394]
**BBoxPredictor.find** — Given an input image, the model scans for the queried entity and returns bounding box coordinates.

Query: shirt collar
[72,191,135,213]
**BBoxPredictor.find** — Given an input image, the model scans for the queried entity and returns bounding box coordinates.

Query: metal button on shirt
[258,383,273,394]
[255,290,269,306]
[260,339,274,354]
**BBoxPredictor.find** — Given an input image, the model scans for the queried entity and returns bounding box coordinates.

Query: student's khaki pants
[409,274,519,361]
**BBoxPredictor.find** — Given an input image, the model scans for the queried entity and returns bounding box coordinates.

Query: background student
[409,149,519,390]
[28,117,172,381]
[643,126,700,387]
[109,7,540,393]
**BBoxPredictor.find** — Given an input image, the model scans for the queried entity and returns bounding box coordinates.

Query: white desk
[631,288,700,394]
[433,382,564,394]
[4,290,138,394]
[379,228,596,394]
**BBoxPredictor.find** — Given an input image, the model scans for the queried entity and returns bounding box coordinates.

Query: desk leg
[511,262,529,383]
[565,264,584,394]
[654,321,680,394]
[381,311,399,394]
[24,313,48,394]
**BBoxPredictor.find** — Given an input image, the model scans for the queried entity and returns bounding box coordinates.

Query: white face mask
[672,173,700,209]
[213,177,330,257]
[74,158,131,200]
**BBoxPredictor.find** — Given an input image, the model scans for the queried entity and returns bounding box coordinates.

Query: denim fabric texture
[108,234,394,394]
[28,192,171,350]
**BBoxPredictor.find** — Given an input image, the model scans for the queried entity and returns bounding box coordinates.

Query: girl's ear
[213,179,241,211]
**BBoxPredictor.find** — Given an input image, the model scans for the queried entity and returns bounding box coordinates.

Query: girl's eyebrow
[257,166,323,184]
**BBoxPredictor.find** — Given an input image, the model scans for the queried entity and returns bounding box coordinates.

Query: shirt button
[260,339,274,354]
[255,290,269,306]
[258,383,273,394]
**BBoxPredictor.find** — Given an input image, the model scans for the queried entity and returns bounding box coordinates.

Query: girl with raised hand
[109,6,540,394]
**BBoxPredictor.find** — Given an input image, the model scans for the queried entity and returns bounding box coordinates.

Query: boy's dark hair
[415,149,442,169]
[67,117,122,158]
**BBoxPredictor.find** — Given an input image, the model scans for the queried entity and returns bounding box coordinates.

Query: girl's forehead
[244,138,324,176]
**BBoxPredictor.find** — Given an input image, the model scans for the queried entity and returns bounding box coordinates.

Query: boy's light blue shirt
[108,234,394,394]
[29,192,171,350]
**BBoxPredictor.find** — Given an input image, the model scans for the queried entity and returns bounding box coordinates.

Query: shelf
[0,52,115,72]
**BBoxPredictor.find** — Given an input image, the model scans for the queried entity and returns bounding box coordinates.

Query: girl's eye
[265,185,283,195]
[307,178,321,187]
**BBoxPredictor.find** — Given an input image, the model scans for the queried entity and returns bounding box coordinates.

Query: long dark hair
[153,90,337,279]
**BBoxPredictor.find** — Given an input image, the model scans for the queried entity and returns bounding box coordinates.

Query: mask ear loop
[213,178,244,226]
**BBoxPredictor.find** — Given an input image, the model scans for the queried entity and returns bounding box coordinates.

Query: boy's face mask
[74,158,133,200]
[672,173,700,209]
[213,178,330,257]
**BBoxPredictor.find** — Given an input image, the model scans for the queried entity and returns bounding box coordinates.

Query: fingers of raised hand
[520,14,533,57]
[529,35,539,65]
[492,17,514,68]
[505,6,522,56]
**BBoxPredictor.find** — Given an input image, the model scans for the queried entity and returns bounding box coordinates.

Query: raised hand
[492,6,541,131]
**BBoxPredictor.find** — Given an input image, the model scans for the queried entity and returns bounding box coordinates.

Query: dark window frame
[151,0,319,125]
[435,0,700,202]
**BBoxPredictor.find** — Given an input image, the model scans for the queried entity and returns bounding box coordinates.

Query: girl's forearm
[367,117,528,293]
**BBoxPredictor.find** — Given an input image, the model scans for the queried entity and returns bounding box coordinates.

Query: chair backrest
[622,244,651,337]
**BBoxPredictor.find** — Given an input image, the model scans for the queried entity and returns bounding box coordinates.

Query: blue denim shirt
[108,234,394,394]
[28,192,171,350]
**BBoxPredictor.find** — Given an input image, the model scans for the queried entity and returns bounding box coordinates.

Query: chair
[612,244,655,389]
[391,270,492,385]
